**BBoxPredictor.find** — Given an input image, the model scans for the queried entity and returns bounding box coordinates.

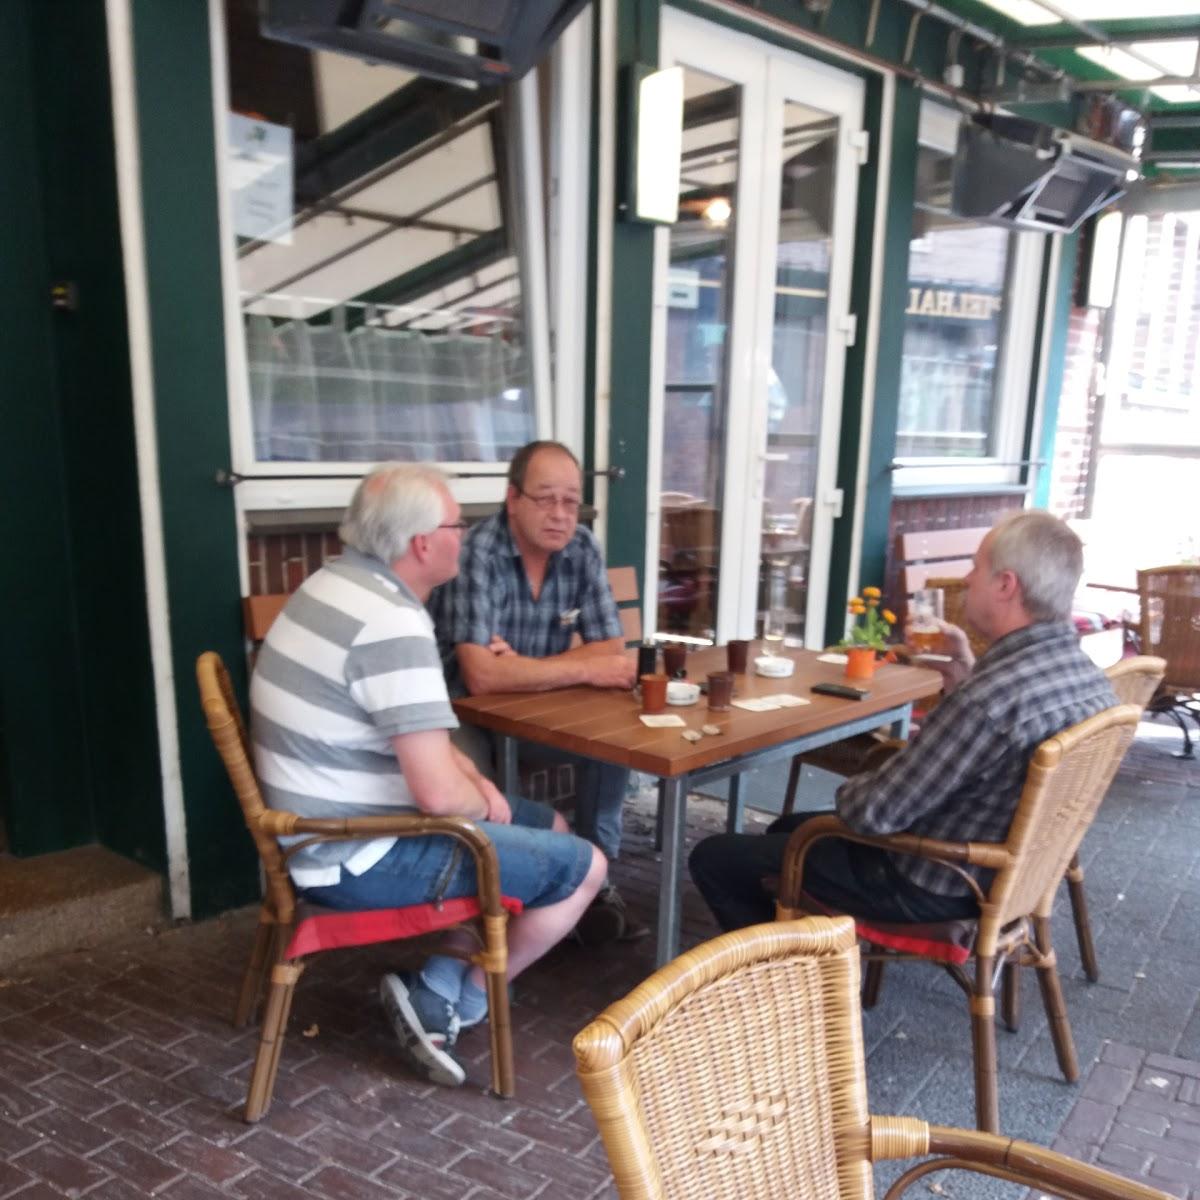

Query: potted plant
[840,587,896,680]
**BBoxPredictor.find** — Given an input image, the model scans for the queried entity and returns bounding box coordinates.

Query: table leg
[656,776,688,968]
[725,773,744,834]
[891,705,912,741]
[498,735,518,795]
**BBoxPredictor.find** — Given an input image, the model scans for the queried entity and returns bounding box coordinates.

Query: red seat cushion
[797,892,973,965]
[285,896,524,959]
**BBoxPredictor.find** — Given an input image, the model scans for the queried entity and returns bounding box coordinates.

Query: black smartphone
[811,681,870,700]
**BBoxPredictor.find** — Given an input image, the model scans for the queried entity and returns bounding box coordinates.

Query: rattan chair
[1058,656,1165,983]
[777,704,1141,1132]
[1137,566,1200,759]
[196,651,516,1122]
[574,915,1169,1200]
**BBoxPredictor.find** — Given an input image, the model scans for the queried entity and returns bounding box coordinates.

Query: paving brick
[1115,1108,1172,1136]
[159,1133,255,1185]
[233,1167,323,1200]
[374,1155,477,1200]
[437,1114,531,1161]
[1058,1097,1117,1145]
[236,1128,326,1180]
[1082,1062,1136,1105]
[25,1106,115,1156]
[29,1069,116,1118]
[159,1175,229,1200]
[512,1143,610,1194]
[92,1101,182,1151]
[299,1125,396,1174]
[1102,1042,1147,1069]
[0,1079,51,1124]
[309,1164,410,1200]
[91,1138,186,1193]
[0,1121,39,1159]
[0,1160,33,1200]
[1097,1141,1152,1173]
[1148,1054,1200,1081]
[0,1046,53,1088]
[451,1151,547,1199]
[1151,1153,1200,1184]
[16,1140,112,1193]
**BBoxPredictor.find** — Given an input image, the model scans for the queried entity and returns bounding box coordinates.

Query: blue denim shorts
[300,795,593,913]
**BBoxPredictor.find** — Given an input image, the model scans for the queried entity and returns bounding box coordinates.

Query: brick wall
[246,531,342,596]
[1047,305,1103,520]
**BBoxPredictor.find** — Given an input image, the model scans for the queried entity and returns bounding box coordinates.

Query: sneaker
[379,973,465,1087]
[574,885,651,946]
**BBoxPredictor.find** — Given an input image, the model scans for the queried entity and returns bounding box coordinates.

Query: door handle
[759,451,789,463]
[822,488,845,519]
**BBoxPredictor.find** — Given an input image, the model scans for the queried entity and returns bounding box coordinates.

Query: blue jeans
[300,795,593,912]
[452,725,627,861]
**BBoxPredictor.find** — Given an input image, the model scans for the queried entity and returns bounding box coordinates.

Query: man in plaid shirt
[690,510,1117,931]
[429,441,644,943]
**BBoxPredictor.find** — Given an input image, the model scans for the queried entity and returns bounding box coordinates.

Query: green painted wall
[854,81,922,612]
[130,0,258,916]
[604,1,660,588]
[0,1,164,867]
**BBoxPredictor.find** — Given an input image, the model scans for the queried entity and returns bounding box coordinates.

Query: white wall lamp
[622,64,684,225]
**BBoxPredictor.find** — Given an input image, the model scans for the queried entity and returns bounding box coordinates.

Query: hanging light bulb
[702,196,732,225]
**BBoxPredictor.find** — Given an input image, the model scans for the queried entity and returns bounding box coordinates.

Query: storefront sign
[905,287,1001,321]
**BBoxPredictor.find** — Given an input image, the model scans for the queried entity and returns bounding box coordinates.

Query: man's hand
[488,635,516,657]
[904,619,975,694]
[584,654,637,690]
[479,777,512,824]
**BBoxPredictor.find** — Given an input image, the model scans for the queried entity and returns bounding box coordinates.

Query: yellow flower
[866,596,880,607]
[848,600,865,614]
[862,586,881,599]
[882,609,897,625]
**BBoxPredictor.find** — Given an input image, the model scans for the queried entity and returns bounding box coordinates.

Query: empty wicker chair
[196,651,517,1121]
[574,915,1169,1200]
[777,704,1141,1132]
[1061,656,1165,982]
[1137,566,1200,758]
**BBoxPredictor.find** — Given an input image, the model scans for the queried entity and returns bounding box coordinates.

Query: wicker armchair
[573,916,1168,1200]
[777,704,1141,1132]
[1137,566,1200,759]
[196,651,516,1121]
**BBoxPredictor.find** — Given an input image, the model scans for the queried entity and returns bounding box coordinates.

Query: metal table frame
[496,702,913,965]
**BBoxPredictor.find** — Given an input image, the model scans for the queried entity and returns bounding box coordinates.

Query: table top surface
[452,645,942,777]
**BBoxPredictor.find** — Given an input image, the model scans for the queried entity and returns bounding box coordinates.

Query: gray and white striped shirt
[250,547,458,888]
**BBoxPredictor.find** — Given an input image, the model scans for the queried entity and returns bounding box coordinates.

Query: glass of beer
[910,587,944,654]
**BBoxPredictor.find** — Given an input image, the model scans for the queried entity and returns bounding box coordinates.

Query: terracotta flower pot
[844,646,878,681]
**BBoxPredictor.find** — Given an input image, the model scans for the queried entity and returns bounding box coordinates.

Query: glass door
[649,11,864,646]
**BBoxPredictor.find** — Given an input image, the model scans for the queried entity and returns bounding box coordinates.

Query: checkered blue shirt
[837,620,1117,897]
[428,510,623,698]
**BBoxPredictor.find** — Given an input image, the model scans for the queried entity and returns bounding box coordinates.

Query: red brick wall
[246,532,342,596]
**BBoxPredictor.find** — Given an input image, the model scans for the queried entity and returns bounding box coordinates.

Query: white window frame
[208,0,569,515]
[891,99,1046,492]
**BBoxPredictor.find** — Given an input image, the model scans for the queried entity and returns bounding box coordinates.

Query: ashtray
[666,680,701,705]
[754,655,795,678]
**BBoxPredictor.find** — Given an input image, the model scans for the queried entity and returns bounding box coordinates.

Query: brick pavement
[0,722,1195,1200]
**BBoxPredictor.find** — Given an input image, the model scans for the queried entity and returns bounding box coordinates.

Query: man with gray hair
[250,463,605,1087]
[690,508,1117,932]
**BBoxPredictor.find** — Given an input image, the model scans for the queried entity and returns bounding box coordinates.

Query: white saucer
[666,681,701,705]
[754,655,795,678]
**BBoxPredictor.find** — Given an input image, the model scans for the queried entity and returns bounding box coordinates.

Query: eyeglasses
[437,520,469,533]
[517,488,581,515]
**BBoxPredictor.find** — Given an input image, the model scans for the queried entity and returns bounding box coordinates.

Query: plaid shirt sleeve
[835,686,1007,836]
[574,531,624,643]
[437,530,503,649]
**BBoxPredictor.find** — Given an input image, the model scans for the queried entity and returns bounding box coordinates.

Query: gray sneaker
[574,884,651,946]
[379,973,464,1087]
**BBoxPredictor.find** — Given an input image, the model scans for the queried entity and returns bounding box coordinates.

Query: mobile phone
[811,681,870,700]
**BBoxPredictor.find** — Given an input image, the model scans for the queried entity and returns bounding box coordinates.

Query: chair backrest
[895,526,989,618]
[196,651,296,922]
[1138,566,1200,691]
[990,704,1141,931]
[1104,655,1166,709]
[573,916,872,1200]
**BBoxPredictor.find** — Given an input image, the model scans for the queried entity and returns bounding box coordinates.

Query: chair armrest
[256,810,505,917]
[870,1117,1172,1200]
[776,815,1009,914]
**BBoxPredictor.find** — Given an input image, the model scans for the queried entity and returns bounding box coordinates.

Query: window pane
[897,147,1011,459]
[223,10,535,464]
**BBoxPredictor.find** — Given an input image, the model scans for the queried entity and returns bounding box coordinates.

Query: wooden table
[453,645,942,965]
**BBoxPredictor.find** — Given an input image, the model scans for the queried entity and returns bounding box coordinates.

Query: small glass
[762,606,787,657]
[662,643,688,678]
[909,587,944,654]
[707,671,734,711]
[726,639,750,674]
[640,674,668,714]
[637,641,658,678]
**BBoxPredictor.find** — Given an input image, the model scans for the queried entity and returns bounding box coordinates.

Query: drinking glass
[909,587,944,654]
[762,606,787,657]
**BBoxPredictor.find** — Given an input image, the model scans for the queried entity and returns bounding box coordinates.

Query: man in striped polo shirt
[250,464,605,1087]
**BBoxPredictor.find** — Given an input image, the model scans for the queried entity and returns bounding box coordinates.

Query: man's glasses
[517,488,581,515]
[437,520,470,532]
